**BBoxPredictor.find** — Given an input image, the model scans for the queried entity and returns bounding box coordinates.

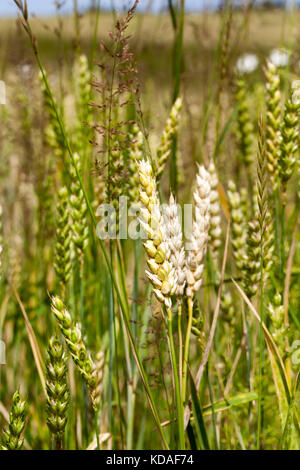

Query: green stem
[182,296,193,403]
[94,411,100,450]
[167,308,185,450]
[177,300,183,396]
[257,235,264,449]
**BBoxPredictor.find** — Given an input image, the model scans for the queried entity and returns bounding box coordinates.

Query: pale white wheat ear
[163,194,186,296]
[186,165,211,298]
[208,161,222,263]
[138,160,177,309]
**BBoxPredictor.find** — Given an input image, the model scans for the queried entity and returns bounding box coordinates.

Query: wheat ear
[46,336,69,449]
[138,160,177,309]
[155,97,182,181]
[1,391,27,450]
[163,194,186,296]
[51,295,98,411]
[185,165,211,298]
[54,187,72,293]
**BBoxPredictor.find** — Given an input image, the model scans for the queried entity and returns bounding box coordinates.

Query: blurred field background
[2,7,300,180]
[0,0,300,451]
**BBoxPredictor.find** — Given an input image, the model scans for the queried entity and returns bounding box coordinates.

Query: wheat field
[0,0,299,451]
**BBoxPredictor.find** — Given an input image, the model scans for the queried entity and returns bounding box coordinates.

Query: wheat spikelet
[278,81,300,192]
[268,293,285,357]
[92,349,105,411]
[39,71,65,158]
[54,187,72,292]
[186,165,211,298]
[1,391,27,450]
[257,119,274,280]
[191,315,205,351]
[220,290,236,325]
[128,124,144,204]
[163,194,186,296]
[69,152,89,258]
[46,336,69,449]
[155,97,182,181]
[235,77,254,168]
[138,160,177,309]
[265,60,281,187]
[208,162,222,263]
[227,181,247,272]
[77,54,92,122]
[73,54,93,157]
[51,295,98,410]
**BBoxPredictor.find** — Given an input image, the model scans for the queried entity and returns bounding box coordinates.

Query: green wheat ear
[243,219,261,298]
[54,187,72,294]
[268,293,285,358]
[50,295,98,411]
[1,391,27,450]
[235,77,254,169]
[227,180,248,272]
[39,71,65,159]
[265,60,281,187]
[46,336,69,450]
[278,82,300,196]
[127,124,144,204]
[69,152,89,260]
[155,97,182,181]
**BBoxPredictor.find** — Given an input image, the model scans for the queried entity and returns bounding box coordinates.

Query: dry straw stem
[14,288,47,396]
[138,159,177,309]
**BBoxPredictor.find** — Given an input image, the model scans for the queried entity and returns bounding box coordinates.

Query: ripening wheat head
[186,165,211,298]
[138,159,177,309]
[163,194,186,296]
